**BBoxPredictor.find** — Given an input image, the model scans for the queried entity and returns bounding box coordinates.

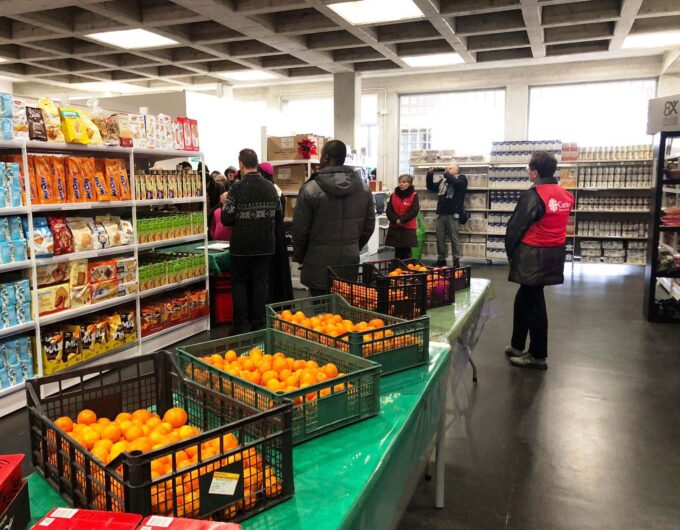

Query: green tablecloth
[160,242,230,273]
[26,279,493,530]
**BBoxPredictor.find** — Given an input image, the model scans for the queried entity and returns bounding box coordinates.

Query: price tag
[209,471,240,496]
[51,508,78,519]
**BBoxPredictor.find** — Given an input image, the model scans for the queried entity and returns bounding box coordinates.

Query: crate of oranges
[26,351,293,523]
[266,294,429,376]
[328,260,427,320]
[176,329,381,444]
[399,258,456,308]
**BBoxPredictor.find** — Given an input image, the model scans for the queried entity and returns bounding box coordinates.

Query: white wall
[98,92,187,116]
[0,79,11,94]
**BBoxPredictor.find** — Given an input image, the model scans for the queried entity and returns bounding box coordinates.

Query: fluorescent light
[216,70,278,81]
[402,53,465,67]
[622,30,680,49]
[73,82,141,94]
[85,29,178,49]
[0,58,7,63]
[329,0,423,25]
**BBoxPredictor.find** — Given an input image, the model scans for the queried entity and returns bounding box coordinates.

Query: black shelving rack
[643,130,680,322]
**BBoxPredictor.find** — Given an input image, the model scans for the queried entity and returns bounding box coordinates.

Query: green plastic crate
[176,328,381,444]
[266,294,429,376]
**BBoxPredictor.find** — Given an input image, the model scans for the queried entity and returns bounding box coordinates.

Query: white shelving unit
[0,140,211,416]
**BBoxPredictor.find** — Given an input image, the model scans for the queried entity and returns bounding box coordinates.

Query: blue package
[31,216,53,258]
[9,186,21,207]
[14,279,30,305]
[11,238,26,262]
[4,339,18,365]
[0,367,8,388]
[0,118,12,141]
[0,217,8,241]
[0,241,11,264]
[8,216,22,240]
[22,303,31,322]
[21,358,34,380]
[21,216,28,236]
[0,186,6,208]
[0,94,11,118]
[7,163,20,187]
[17,336,30,357]
[7,361,23,385]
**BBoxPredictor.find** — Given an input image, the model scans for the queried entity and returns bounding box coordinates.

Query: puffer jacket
[293,166,375,290]
[505,176,569,286]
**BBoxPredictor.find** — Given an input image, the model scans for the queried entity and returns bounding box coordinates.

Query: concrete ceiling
[0,0,679,96]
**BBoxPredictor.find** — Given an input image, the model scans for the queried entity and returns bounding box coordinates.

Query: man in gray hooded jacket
[293,140,375,296]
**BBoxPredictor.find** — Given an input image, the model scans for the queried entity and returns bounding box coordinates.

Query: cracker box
[144,114,157,149]
[177,117,191,151]
[128,114,147,148]
[173,120,185,150]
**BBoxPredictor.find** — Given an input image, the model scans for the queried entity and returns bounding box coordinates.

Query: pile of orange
[277,310,389,339]
[200,347,349,401]
[48,405,282,518]
[388,263,428,276]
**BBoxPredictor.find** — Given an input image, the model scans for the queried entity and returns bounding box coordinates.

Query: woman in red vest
[504,151,574,370]
[386,174,420,259]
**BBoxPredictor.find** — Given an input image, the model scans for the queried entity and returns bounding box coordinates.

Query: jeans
[511,285,548,359]
[436,214,460,263]
[231,254,271,334]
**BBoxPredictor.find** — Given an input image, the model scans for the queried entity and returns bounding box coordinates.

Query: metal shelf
[34,244,136,266]
[0,259,33,273]
[573,209,650,214]
[662,187,680,194]
[577,158,653,164]
[32,201,134,212]
[269,159,319,166]
[137,234,204,250]
[139,275,208,298]
[136,197,204,206]
[577,187,653,191]
[575,235,648,240]
[0,321,35,340]
[0,206,29,215]
[39,293,138,326]
[22,140,133,155]
[141,316,210,352]
[132,147,203,159]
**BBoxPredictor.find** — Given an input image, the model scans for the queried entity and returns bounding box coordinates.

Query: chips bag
[59,107,89,144]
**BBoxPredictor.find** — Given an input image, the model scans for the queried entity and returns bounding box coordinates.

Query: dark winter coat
[426,170,468,216]
[221,171,281,257]
[505,176,568,286]
[385,186,419,249]
[292,166,375,290]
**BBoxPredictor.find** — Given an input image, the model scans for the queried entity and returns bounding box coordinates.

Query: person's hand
[396,219,402,225]
[220,192,228,204]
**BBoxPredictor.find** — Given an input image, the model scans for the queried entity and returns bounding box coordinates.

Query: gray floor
[397,263,680,530]
[5,263,680,529]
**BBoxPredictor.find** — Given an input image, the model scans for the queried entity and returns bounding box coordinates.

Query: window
[399,89,506,173]
[528,79,657,147]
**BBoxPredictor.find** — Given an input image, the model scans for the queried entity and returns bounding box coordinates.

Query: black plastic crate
[328,262,427,319]
[26,351,293,523]
[176,329,380,444]
[401,259,455,308]
[453,266,472,291]
[266,294,429,375]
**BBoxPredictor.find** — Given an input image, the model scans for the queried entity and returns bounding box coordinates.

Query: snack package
[118,159,132,199]
[41,330,65,374]
[68,259,87,287]
[0,217,8,241]
[157,114,173,150]
[30,217,54,257]
[0,241,11,264]
[11,239,27,262]
[66,156,85,202]
[34,155,55,204]
[80,157,96,201]
[94,317,109,352]
[38,97,65,142]
[141,303,162,335]
[63,327,81,364]
[0,94,12,118]
[89,220,109,249]
[108,313,125,347]
[47,216,74,255]
[0,118,12,141]
[112,113,132,147]
[173,120,184,150]
[80,110,102,145]
[188,118,199,151]
[102,159,120,199]
[92,160,110,201]
[8,216,23,240]
[117,281,138,297]
[128,114,146,148]
[37,283,70,315]
[96,215,121,246]
[14,280,30,306]
[96,115,119,146]
[80,322,97,359]
[59,107,89,144]
[144,114,157,149]
[50,157,68,203]
[116,257,137,283]
[65,217,93,252]
[36,262,69,287]
[71,284,92,308]
[26,155,38,206]
[88,259,117,283]
[26,106,47,141]
[12,98,28,140]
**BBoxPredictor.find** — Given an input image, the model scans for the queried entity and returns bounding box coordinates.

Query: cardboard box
[0,480,29,530]
[266,134,325,161]
[0,454,23,514]
[139,516,241,530]
[273,164,307,191]
[31,508,141,530]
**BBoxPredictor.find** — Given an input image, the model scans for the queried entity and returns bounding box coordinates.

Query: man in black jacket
[426,164,468,267]
[504,151,574,370]
[221,148,281,333]
[293,140,375,296]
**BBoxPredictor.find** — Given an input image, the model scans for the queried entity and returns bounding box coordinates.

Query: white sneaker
[504,345,524,357]
[509,352,548,371]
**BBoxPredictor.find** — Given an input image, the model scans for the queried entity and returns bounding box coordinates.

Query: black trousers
[394,247,412,260]
[231,254,271,334]
[511,284,548,359]
[310,288,329,297]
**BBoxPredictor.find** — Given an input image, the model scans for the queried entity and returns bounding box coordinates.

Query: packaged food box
[266,134,325,161]
[38,283,71,315]
[87,259,117,283]
[90,279,117,303]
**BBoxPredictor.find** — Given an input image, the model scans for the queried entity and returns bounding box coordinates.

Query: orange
[292,359,307,371]
[96,417,111,425]
[163,407,188,429]
[90,447,109,463]
[102,424,122,443]
[241,358,255,372]
[280,310,292,320]
[55,416,74,433]
[278,369,292,381]
[300,371,317,386]
[369,318,385,328]
[261,370,278,385]
[129,437,152,452]
[323,363,339,378]
[222,433,239,451]
[316,372,328,383]
[108,441,127,463]
[272,357,288,373]
[225,350,238,363]
[284,374,300,388]
[124,424,144,442]
[89,423,104,435]
[81,428,101,448]
[266,378,282,392]
[115,412,132,423]
[293,311,305,323]
[146,416,162,430]
[77,409,97,425]
[178,425,196,440]
[306,360,319,370]
[93,439,114,452]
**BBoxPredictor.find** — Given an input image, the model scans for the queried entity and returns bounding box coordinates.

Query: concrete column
[333,72,360,149]
[505,82,529,140]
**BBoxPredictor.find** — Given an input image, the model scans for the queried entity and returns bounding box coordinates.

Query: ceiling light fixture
[622,30,680,49]
[329,0,423,25]
[0,57,8,63]
[73,81,141,94]
[216,70,278,81]
[402,52,465,67]
[85,29,179,49]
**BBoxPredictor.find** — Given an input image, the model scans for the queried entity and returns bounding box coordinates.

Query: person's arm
[292,186,313,263]
[221,185,237,226]
[446,173,467,193]
[275,193,284,222]
[359,192,376,249]
[385,194,399,223]
[505,189,543,258]
[398,193,420,223]
[425,170,438,193]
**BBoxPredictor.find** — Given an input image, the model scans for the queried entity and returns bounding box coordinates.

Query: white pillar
[334,72,361,149]
[505,82,529,140]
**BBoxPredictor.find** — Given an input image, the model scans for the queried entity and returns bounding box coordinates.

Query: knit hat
[258,162,274,177]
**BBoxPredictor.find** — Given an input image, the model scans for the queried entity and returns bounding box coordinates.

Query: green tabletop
[158,242,231,274]
[26,279,493,530]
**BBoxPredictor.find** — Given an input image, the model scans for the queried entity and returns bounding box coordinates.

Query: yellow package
[38,97,65,143]
[80,110,103,145]
[59,107,90,144]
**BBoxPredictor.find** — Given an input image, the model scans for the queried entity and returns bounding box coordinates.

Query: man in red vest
[504,151,574,370]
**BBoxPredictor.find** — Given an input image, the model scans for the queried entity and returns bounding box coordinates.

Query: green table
[26,279,493,530]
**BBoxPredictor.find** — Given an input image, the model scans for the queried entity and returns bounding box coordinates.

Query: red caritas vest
[521,184,574,247]
[390,191,417,230]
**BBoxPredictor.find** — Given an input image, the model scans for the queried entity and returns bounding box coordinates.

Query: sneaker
[434,259,447,267]
[504,345,524,357]
[453,259,461,269]
[509,352,548,371]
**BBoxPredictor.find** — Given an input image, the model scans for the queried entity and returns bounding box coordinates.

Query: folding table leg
[435,414,445,508]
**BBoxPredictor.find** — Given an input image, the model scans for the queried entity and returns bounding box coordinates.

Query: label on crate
[209,472,240,495]
[144,516,173,527]
[50,508,78,519]
[39,518,56,526]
